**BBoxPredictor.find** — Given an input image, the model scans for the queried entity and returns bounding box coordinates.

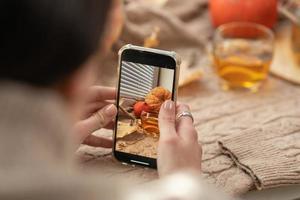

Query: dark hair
[0,0,112,86]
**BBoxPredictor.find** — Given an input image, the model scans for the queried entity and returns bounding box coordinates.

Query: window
[120,61,159,99]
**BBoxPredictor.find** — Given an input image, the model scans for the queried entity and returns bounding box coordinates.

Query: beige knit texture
[218,115,300,190]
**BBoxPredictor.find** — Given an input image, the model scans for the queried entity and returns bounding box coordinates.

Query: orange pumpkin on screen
[133,101,150,117]
[209,0,278,28]
[145,87,171,113]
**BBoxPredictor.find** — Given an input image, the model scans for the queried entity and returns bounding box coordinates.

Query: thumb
[75,104,117,141]
[158,100,177,140]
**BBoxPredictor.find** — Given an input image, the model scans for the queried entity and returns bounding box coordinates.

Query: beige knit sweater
[219,116,300,190]
[182,74,300,194]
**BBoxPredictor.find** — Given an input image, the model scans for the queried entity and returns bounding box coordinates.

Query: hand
[74,86,117,148]
[157,100,202,177]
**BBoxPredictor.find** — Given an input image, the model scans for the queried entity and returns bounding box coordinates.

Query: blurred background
[97,0,300,92]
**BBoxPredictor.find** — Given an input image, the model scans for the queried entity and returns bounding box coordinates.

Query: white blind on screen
[120,62,157,99]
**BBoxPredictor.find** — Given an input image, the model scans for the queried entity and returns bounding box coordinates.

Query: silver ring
[176,111,194,122]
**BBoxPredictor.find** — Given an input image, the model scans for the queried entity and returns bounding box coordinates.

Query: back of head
[0,0,111,87]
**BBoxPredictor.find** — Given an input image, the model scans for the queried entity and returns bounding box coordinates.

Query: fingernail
[169,101,174,110]
[163,101,169,109]
[163,100,173,110]
[105,104,116,116]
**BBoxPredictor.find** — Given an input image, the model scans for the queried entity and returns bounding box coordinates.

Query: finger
[82,100,116,119]
[82,135,113,148]
[176,101,183,108]
[176,104,197,142]
[176,104,193,125]
[158,100,177,141]
[103,121,115,130]
[75,104,117,140]
[86,86,116,102]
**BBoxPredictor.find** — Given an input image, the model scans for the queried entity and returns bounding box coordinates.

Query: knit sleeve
[218,117,300,190]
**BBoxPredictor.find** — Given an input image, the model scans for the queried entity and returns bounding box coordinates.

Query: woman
[0,0,205,199]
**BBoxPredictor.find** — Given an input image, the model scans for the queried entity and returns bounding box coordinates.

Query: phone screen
[115,59,175,160]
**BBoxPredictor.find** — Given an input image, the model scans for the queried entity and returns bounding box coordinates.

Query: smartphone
[113,44,180,169]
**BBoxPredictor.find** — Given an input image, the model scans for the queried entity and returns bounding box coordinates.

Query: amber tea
[214,40,272,90]
[213,22,274,91]
[140,111,159,137]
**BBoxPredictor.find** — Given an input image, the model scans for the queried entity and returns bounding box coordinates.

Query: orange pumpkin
[145,87,171,113]
[209,0,278,28]
[133,101,150,117]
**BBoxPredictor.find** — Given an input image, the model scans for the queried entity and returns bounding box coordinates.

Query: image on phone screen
[115,61,175,159]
